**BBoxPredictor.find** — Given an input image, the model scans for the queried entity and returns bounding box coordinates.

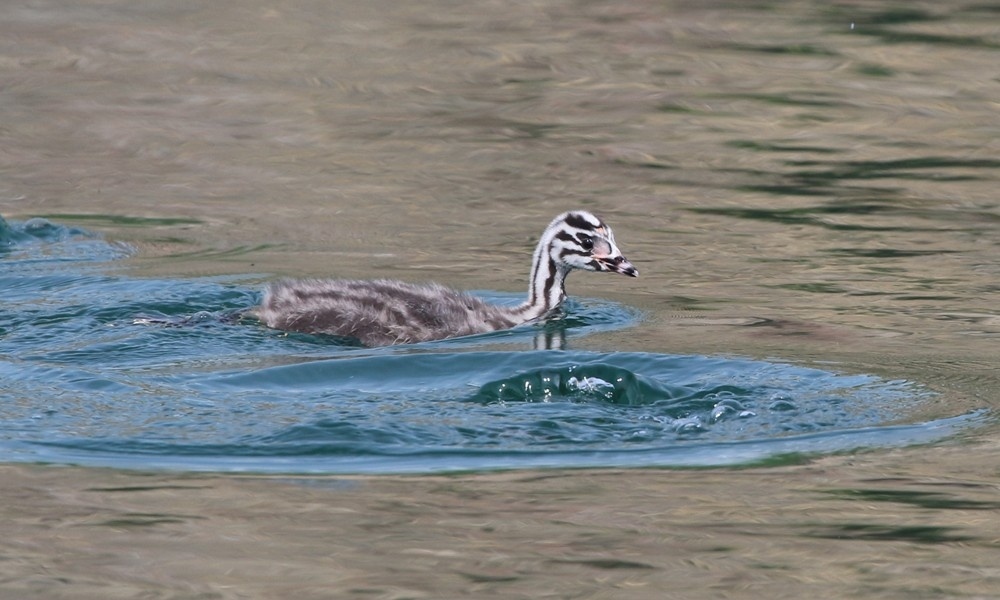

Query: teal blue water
[0,217,982,474]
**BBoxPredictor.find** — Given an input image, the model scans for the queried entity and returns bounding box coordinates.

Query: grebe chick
[255,210,637,346]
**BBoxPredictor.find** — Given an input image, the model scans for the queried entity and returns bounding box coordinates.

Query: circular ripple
[0,217,983,473]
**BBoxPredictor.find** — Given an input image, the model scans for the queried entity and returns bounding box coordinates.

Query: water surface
[5,217,977,473]
[1,0,999,597]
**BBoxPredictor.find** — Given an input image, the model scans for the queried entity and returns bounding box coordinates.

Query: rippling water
[2,0,1000,596]
[1,217,981,473]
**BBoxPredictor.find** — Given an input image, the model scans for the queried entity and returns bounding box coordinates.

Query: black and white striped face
[548,211,638,277]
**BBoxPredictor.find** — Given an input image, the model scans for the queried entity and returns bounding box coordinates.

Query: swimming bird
[255,210,637,346]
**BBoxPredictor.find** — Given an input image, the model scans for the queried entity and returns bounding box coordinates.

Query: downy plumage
[255,211,637,346]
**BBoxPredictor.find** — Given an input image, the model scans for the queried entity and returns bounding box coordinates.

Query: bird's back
[256,278,520,346]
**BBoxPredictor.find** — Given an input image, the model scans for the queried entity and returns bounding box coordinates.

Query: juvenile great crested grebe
[255,210,637,346]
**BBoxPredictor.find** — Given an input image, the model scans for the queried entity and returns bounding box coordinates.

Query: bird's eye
[578,235,594,251]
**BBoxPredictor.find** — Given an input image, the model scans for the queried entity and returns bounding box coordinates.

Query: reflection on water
[1,0,999,597]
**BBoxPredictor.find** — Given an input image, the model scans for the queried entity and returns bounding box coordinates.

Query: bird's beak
[600,255,638,277]
[616,257,638,277]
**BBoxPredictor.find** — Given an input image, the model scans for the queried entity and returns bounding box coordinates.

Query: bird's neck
[512,242,568,322]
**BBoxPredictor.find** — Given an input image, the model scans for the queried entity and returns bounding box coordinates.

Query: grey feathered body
[256,278,522,347]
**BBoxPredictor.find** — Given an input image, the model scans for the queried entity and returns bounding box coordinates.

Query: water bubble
[768,399,798,412]
[709,397,747,423]
[710,404,735,423]
[672,416,705,434]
